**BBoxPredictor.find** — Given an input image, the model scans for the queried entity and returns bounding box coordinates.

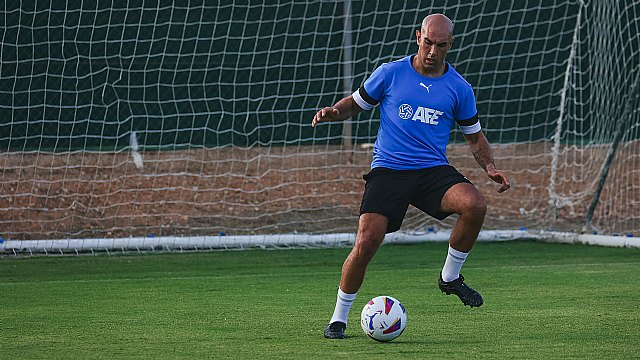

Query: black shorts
[360,165,473,233]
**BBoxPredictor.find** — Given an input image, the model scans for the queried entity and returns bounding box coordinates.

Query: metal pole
[341,0,353,148]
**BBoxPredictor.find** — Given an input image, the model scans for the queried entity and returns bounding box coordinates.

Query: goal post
[1,1,639,254]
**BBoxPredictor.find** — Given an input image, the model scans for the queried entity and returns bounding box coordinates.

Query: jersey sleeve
[352,64,386,110]
[455,84,481,134]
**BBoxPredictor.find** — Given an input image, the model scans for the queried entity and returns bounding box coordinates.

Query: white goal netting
[1,1,639,252]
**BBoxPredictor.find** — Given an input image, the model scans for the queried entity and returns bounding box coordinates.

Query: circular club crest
[398,104,413,119]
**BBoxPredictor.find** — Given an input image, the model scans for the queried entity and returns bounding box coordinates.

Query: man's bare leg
[339,213,388,293]
[437,183,487,307]
[325,213,388,338]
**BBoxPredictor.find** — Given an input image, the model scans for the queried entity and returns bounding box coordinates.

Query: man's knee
[442,183,487,218]
[463,192,487,219]
[353,213,387,260]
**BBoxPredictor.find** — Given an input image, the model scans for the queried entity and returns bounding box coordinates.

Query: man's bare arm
[463,131,510,193]
[312,96,363,127]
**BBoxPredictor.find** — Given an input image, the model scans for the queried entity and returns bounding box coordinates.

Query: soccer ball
[360,295,407,342]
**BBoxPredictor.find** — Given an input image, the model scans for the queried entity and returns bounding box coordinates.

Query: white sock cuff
[448,246,469,262]
[338,287,357,302]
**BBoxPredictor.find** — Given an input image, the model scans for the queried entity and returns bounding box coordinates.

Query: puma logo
[419,82,432,93]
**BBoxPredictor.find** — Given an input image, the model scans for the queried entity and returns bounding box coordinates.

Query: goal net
[1,1,639,253]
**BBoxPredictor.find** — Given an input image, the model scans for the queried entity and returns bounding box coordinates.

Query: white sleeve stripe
[352,90,374,110]
[460,122,482,134]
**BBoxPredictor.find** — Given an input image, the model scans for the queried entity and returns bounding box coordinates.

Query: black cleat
[438,273,484,307]
[323,321,346,339]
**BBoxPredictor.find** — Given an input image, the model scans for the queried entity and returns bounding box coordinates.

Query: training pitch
[2,241,639,359]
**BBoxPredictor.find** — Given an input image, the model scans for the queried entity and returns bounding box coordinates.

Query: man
[313,14,510,339]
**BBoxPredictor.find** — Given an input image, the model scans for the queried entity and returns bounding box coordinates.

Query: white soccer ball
[360,295,407,342]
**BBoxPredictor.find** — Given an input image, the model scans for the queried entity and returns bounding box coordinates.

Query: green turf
[2,241,639,359]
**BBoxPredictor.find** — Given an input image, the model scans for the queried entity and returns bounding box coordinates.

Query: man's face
[415,24,452,73]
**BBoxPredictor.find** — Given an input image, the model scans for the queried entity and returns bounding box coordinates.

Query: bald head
[421,13,454,38]
[413,13,454,77]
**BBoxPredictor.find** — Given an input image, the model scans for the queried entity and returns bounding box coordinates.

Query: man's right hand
[312,107,340,127]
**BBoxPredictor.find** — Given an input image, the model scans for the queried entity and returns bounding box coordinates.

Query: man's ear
[416,29,421,46]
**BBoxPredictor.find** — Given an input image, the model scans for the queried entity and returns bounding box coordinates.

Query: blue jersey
[352,55,481,170]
